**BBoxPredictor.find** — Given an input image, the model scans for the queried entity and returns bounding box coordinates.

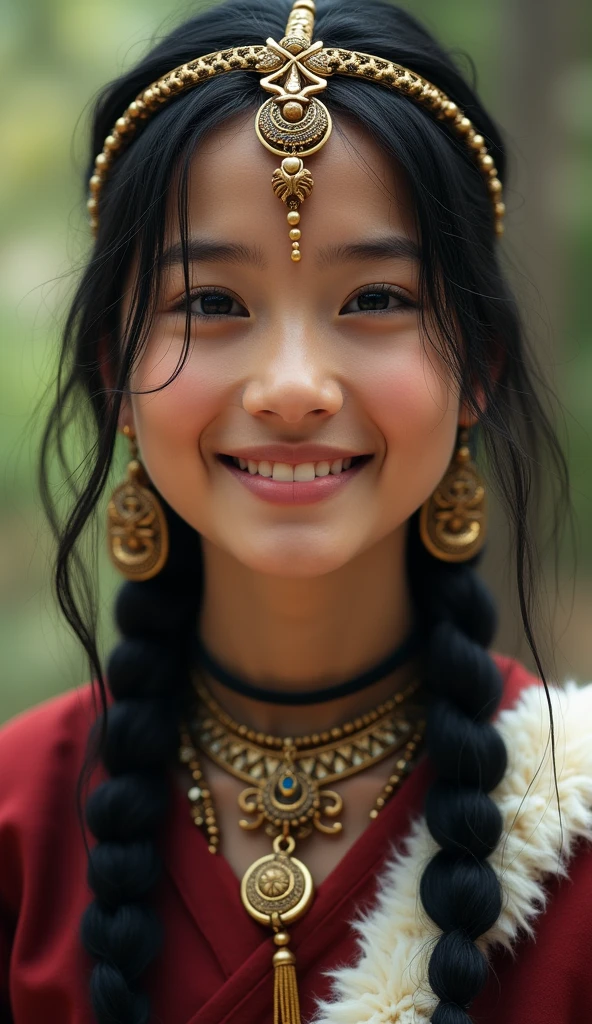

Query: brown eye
[340,285,413,315]
[357,291,391,311]
[183,289,248,317]
[200,293,234,315]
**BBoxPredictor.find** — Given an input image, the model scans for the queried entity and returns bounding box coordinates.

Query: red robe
[0,655,591,1023]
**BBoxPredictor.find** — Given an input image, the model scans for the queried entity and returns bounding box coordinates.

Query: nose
[241,324,343,423]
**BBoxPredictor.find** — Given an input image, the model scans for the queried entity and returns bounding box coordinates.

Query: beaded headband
[88,0,504,259]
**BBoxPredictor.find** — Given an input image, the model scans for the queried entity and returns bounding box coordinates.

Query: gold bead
[143,88,154,104]
[104,135,120,151]
[283,101,304,122]
[208,844,217,854]
[481,154,494,171]
[445,101,458,118]
[376,797,385,807]
[282,156,301,174]
[273,949,296,968]
[87,198,98,213]
[287,210,301,226]
[95,153,108,169]
[495,201,506,217]
[128,101,141,118]
[291,250,302,262]
[369,808,379,819]
[488,177,502,194]
[471,134,484,149]
[115,117,130,134]
[292,241,301,249]
[89,175,102,194]
[457,116,471,133]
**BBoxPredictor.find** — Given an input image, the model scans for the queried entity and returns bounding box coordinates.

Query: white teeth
[294,462,316,482]
[229,455,360,478]
[272,462,294,482]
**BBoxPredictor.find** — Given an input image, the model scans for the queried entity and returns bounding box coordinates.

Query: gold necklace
[178,679,426,1024]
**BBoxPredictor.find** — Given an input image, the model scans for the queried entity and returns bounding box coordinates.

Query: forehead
[168,112,417,255]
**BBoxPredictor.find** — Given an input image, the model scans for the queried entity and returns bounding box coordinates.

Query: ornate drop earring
[419,427,487,562]
[106,425,169,580]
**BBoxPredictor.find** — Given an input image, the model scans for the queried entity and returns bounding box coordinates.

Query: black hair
[39,1,569,1022]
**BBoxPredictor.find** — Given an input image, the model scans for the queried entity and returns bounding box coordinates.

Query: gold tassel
[273,932,301,1024]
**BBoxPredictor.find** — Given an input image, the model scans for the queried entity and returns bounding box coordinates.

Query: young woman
[1,1,591,1022]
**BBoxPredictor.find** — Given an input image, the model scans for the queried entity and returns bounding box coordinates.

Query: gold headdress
[88,0,504,259]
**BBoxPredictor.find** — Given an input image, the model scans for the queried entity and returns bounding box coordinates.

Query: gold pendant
[241,833,314,926]
[238,759,342,839]
[241,833,311,1024]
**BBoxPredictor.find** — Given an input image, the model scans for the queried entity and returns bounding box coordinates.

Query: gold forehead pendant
[254,0,332,262]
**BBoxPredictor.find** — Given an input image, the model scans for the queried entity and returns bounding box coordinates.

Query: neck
[197,527,419,735]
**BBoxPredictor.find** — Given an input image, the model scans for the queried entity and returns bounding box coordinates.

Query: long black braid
[81,506,201,1024]
[408,512,508,1023]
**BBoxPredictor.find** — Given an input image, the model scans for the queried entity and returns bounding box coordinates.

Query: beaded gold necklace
[178,678,426,1024]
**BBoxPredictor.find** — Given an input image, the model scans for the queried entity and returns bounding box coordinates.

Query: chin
[225,530,358,579]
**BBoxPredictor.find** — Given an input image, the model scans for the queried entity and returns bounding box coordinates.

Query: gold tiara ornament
[88,0,505,260]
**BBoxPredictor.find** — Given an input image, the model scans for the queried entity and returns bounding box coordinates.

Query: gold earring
[419,428,487,563]
[106,425,169,581]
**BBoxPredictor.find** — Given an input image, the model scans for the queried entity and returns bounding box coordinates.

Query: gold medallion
[240,834,314,926]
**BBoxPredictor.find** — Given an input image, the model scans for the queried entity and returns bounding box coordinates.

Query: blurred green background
[1,0,591,724]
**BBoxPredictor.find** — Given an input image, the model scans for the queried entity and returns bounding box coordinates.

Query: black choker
[192,629,421,706]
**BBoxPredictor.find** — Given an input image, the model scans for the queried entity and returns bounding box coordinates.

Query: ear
[98,334,135,435]
[458,347,506,428]
[458,389,485,429]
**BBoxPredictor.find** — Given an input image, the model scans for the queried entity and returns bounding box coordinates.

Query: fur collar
[313,682,592,1024]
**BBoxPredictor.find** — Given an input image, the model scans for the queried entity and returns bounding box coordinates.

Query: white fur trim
[313,682,592,1024]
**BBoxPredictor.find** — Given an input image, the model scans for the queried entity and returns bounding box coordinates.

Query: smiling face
[120,113,466,578]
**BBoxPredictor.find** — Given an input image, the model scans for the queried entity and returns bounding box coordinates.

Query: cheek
[130,350,224,465]
[355,342,458,495]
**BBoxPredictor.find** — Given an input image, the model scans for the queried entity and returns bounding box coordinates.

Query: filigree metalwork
[106,456,168,581]
[240,834,314,926]
[420,429,487,562]
[88,0,505,252]
[194,678,422,839]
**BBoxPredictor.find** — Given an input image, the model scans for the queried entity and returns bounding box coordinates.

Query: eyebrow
[159,238,268,270]
[315,236,421,268]
[158,233,421,271]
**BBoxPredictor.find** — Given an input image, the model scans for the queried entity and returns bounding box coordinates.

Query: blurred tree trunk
[481,0,573,673]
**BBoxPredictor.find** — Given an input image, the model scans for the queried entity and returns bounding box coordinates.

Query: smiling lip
[220,456,371,505]
[219,444,370,464]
